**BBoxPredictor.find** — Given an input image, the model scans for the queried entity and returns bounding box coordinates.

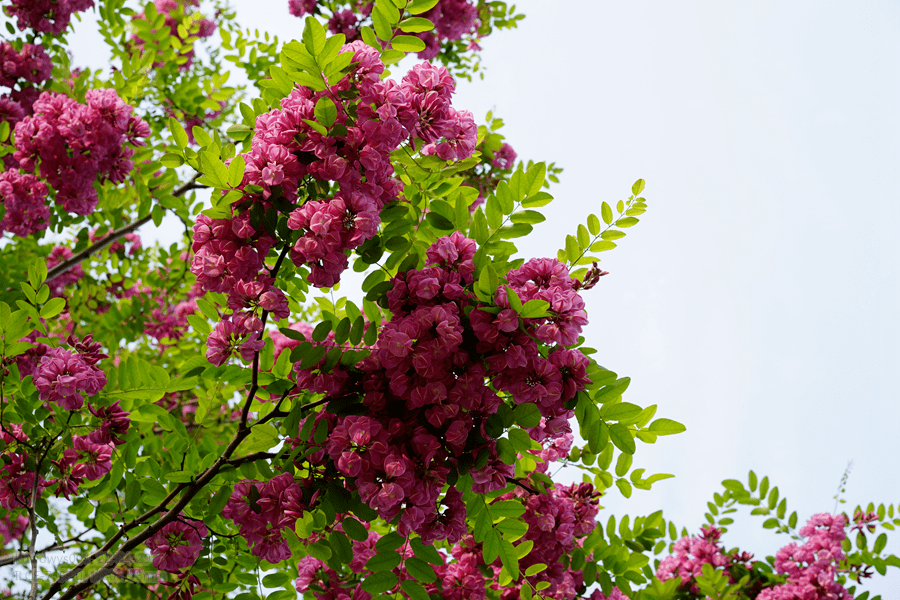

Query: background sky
[67,0,900,595]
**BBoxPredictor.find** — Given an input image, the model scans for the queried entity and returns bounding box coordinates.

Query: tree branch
[46,174,205,282]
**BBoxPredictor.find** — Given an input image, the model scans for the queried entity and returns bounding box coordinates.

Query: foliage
[0,2,895,600]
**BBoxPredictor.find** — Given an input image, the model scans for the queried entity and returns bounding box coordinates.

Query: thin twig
[47,174,205,282]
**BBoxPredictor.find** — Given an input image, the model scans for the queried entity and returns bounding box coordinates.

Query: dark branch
[46,174,205,282]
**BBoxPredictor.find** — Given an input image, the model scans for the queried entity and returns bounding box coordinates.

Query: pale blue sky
[66,0,900,594]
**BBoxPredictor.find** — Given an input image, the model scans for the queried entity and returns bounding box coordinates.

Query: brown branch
[46,174,205,282]
[41,425,252,600]
[224,451,277,467]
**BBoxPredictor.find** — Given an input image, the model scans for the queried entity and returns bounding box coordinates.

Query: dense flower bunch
[588,587,630,600]
[286,0,481,61]
[282,235,592,546]
[13,89,150,220]
[146,516,209,573]
[758,513,851,600]
[194,47,475,365]
[478,257,590,437]
[130,0,216,70]
[491,483,602,600]
[4,0,94,35]
[0,513,28,547]
[0,41,53,120]
[0,426,47,510]
[295,529,414,599]
[0,171,49,237]
[656,525,730,593]
[33,334,108,410]
[222,473,316,562]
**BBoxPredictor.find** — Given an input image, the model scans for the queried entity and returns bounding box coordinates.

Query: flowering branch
[46,174,206,282]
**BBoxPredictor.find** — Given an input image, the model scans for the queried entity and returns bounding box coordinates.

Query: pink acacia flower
[14,90,149,217]
[758,514,850,600]
[0,453,47,510]
[6,0,94,34]
[70,435,113,480]
[34,349,106,410]
[491,143,517,170]
[589,588,630,600]
[147,517,208,573]
[222,474,314,562]
[288,0,317,17]
[45,246,85,298]
[86,401,130,445]
[657,525,731,593]
[0,171,49,237]
[0,514,29,547]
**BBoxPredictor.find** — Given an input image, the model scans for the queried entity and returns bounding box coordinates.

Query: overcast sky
[67,0,900,594]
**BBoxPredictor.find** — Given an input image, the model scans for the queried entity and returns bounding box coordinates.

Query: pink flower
[147,517,208,573]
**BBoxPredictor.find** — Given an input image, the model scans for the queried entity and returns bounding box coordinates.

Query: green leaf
[228,155,245,187]
[408,0,440,14]
[398,17,434,32]
[498,539,519,579]
[615,217,640,228]
[169,117,189,148]
[520,299,549,319]
[160,153,184,168]
[483,528,501,563]
[609,423,635,454]
[410,538,444,565]
[399,580,430,600]
[600,402,642,421]
[404,557,437,583]
[302,16,326,56]
[513,403,541,429]
[361,572,396,595]
[648,418,686,436]
[601,202,613,224]
[341,517,368,542]
[616,479,633,498]
[366,551,402,572]
[587,214,601,235]
[632,179,646,195]
[491,500,526,519]
[40,298,66,319]
[314,97,337,128]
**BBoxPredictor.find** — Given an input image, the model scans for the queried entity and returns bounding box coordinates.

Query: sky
[65,0,900,595]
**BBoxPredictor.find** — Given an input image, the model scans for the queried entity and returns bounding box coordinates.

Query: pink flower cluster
[475,258,591,437]
[5,0,94,34]
[13,89,150,218]
[287,0,317,17]
[296,530,419,599]
[46,245,85,298]
[0,426,48,510]
[51,435,113,499]
[147,516,209,573]
[34,334,108,410]
[131,0,216,71]
[492,483,602,600]
[416,0,480,60]
[287,1,481,61]
[0,514,29,547]
[221,473,316,563]
[758,513,850,600]
[491,142,517,170]
[588,588,630,600]
[657,525,730,593]
[0,171,49,237]
[194,49,475,365]
[0,42,52,91]
[286,235,592,544]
